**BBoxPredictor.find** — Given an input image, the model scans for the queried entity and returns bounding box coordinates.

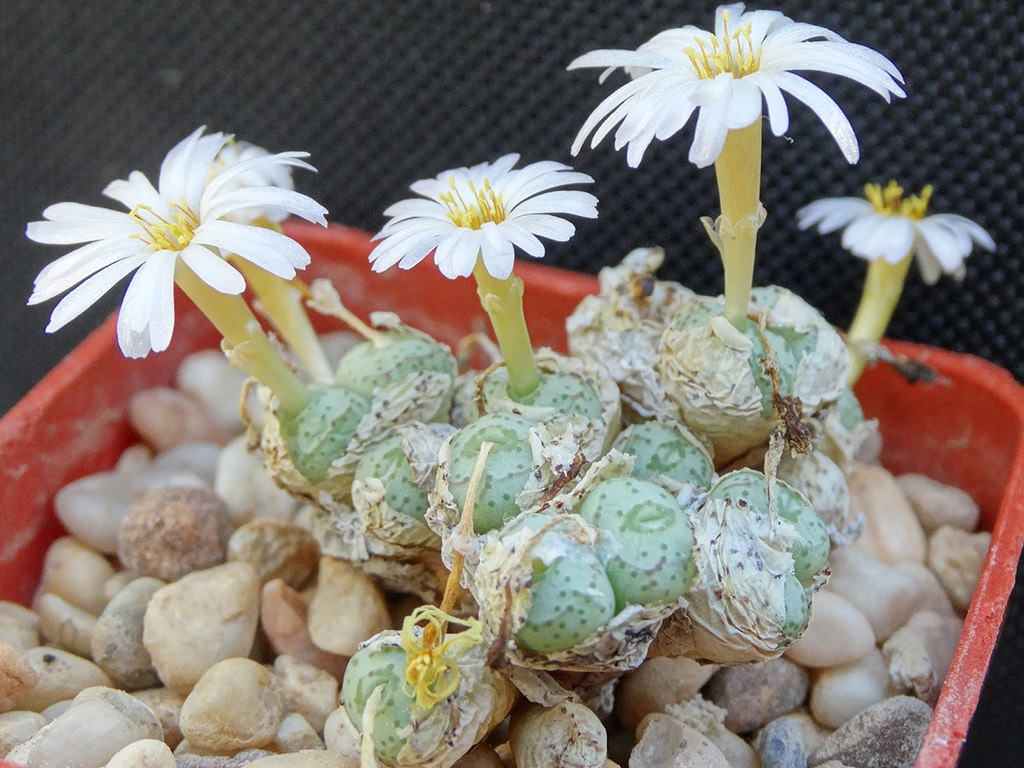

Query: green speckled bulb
[340,644,414,764]
[515,533,617,654]
[836,386,866,430]
[578,477,697,610]
[355,434,428,522]
[337,333,456,400]
[706,468,829,585]
[782,572,810,640]
[279,384,371,484]
[614,422,714,488]
[481,368,603,419]
[446,413,535,533]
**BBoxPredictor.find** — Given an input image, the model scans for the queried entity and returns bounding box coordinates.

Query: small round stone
[91,577,165,690]
[898,473,980,534]
[0,642,39,712]
[129,387,232,452]
[809,695,933,767]
[118,487,234,581]
[927,525,991,613]
[180,657,284,753]
[705,657,809,734]
[784,591,876,668]
[227,519,320,588]
[615,656,719,731]
[809,648,889,729]
[36,536,115,616]
[13,647,111,713]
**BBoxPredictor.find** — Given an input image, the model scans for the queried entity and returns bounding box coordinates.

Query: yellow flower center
[440,177,506,229]
[130,203,200,251]
[686,9,761,79]
[864,180,933,220]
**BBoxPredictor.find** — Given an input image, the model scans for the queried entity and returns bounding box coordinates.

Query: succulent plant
[278,384,371,484]
[577,476,698,611]
[658,286,848,463]
[355,432,431,523]
[612,420,715,492]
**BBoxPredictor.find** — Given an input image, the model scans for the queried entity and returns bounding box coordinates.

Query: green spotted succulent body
[354,434,428,522]
[279,384,371,483]
[578,476,697,611]
[614,421,714,488]
[445,412,535,533]
[481,368,603,419]
[340,644,413,763]
[336,332,457,401]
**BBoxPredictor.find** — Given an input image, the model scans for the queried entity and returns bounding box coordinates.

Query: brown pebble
[809,695,932,767]
[706,657,809,734]
[260,580,348,679]
[129,387,232,452]
[118,487,234,581]
[228,519,320,588]
[0,642,40,712]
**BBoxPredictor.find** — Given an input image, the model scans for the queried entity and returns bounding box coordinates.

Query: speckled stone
[706,657,809,733]
[809,696,932,768]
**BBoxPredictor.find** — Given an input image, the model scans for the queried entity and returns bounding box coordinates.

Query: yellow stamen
[399,606,483,710]
[685,8,761,80]
[130,203,199,251]
[864,180,933,220]
[440,177,506,229]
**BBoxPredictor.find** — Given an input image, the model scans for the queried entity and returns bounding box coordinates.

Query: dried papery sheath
[463,348,622,462]
[566,247,696,420]
[665,467,829,663]
[812,387,880,471]
[778,447,861,547]
[339,621,515,768]
[509,701,608,768]
[658,285,848,464]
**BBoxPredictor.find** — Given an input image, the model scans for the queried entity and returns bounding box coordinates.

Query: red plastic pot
[1,222,1022,768]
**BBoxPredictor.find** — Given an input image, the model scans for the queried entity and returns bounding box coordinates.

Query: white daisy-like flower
[209,140,297,223]
[27,127,328,358]
[368,153,598,280]
[797,181,995,284]
[568,2,905,168]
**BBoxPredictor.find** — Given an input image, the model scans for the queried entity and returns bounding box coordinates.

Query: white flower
[368,153,598,280]
[568,2,905,168]
[797,181,995,284]
[209,140,297,223]
[27,127,328,358]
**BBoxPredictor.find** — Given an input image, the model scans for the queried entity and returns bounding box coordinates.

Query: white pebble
[54,469,143,555]
[246,751,360,767]
[272,712,324,752]
[139,441,223,490]
[32,593,96,658]
[883,610,963,706]
[848,463,926,564]
[179,657,283,753]
[176,349,249,431]
[809,649,889,729]
[36,537,114,615]
[927,525,991,613]
[307,558,390,657]
[631,714,732,768]
[891,562,957,617]
[6,686,162,768]
[897,473,980,533]
[216,436,300,524]
[827,548,919,641]
[105,738,176,768]
[129,387,232,452]
[785,591,876,668]
[0,602,40,651]
[142,562,261,692]
[132,687,185,750]
[13,647,111,712]
[272,654,339,734]
[0,643,39,713]
[322,706,360,757]
[0,710,47,755]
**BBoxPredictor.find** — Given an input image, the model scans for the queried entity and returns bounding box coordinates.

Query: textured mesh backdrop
[0,0,1021,762]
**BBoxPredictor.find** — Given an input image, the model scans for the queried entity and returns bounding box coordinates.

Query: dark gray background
[1,1,1021,763]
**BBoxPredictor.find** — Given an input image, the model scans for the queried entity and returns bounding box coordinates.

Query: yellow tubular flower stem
[232,259,333,383]
[472,258,539,398]
[174,263,311,415]
[845,252,914,385]
[713,120,763,330]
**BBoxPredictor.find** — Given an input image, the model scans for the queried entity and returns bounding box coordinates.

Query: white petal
[508,190,598,218]
[725,77,763,130]
[27,204,137,245]
[433,229,479,279]
[480,237,516,279]
[396,235,444,270]
[915,219,970,274]
[571,76,651,155]
[157,127,207,205]
[192,220,309,276]
[514,214,576,242]
[499,221,546,258]
[747,72,789,136]
[45,254,146,333]
[568,49,675,73]
[764,42,905,100]
[479,221,504,255]
[103,171,167,213]
[840,212,888,256]
[381,197,449,222]
[688,88,732,168]
[500,168,593,209]
[486,153,522,179]
[202,186,328,225]
[796,197,873,233]
[926,214,995,251]
[862,216,916,263]
[913,238,944,285]
[144,250,178,352]
[773,71,859,163]
[204,151,316,201]
[30,239,149,304]
[180,244,246,294]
